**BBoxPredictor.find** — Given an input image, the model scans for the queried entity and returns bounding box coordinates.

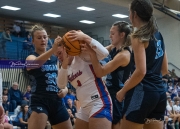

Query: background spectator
[64,88,77,107]
[23,85,31,105]
[67,109,76,126]
[23,34,34,51]
[166,99,178,128]
[8,82,27,112]
[20,22,26,37]
[2,95,10,115]
[2,87,10,104]
[13,22,21,37]
[0,28,12,58]
[13,104,28,129]
[66,98,77,117]
[170,69,180,84]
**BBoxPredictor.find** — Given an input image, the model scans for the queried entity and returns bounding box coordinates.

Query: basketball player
[116,0,168,129]
[56,30,112,129]
[26,25,72,129]
[78,21,132,129]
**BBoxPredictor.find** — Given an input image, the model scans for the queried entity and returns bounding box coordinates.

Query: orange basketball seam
[64,36,81,50]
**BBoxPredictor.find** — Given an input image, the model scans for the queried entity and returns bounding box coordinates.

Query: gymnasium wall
[157,15,180,76]
[83,25,111,41]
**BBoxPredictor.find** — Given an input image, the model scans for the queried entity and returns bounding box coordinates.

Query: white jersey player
[56,30,112,129]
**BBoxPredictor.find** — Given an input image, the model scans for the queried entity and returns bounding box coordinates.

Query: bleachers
[0,17,68,39]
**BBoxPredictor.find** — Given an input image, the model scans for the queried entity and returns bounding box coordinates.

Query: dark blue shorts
[29,95,69,125]
[123,84,166,124]
[110,94,124,124]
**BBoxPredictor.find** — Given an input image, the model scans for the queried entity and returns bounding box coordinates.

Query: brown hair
[130,0,158,42]
[113,21,132,50]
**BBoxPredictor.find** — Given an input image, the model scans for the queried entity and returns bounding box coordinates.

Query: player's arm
[105,44,114,52]
[89,50,130,78]
[26,37,61,71]
[89,38,109,60]
[121,38,146,93]
[57,67,68,89]
[161,51,168,76]
[57,87,68,98]
[57,48,69,89]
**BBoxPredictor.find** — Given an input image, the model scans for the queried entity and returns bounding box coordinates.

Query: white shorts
[76,97,112,122]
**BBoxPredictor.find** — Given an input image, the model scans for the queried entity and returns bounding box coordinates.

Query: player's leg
[74,118,89,129]
[28,112,48,129]
[110,94,123,129]
[74,108,89,129]
[49,98,73,129]
[89,117,111,129]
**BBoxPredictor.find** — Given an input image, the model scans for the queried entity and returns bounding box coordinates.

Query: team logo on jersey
[91,94,99,100]
[37,107,43,111]
[41,65,57,72]
[155,40,164,59]
[68,70,82,82]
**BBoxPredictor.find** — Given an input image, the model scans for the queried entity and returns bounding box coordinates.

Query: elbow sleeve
[89,39,109,60]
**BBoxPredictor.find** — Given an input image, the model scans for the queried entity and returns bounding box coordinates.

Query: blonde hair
[31,24,45,39]
[131,16,157,42]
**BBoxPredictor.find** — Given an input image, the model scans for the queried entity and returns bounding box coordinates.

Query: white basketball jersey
[68,56,110,107]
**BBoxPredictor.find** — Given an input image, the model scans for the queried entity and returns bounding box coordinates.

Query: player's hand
[67,30,88,41]
[70,114,74,118]
[116,89,126,102]
[57,89,67,98]
[80,42,96,56]
[52,36,62,52]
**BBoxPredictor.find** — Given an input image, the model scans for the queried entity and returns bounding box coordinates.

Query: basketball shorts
[123,83,166,124]
[76,97,112,122]
[110,93,124,124]
[28,95,69,125]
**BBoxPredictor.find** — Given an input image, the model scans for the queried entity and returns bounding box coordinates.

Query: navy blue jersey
[106,47,132,94]
[27,52,60,97]
[131,31,165,91]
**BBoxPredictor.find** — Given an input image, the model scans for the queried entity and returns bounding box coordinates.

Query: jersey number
[155,40,164,59]
[77,80,82,87]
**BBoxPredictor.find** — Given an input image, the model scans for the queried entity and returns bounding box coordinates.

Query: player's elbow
[161,69,168,76]
[136,68,146,78]
[103,49,109,59]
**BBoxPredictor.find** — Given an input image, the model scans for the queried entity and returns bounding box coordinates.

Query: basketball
[62,32,81,56]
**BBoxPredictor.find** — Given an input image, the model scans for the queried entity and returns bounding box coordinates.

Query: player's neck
[115,42,123,51]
